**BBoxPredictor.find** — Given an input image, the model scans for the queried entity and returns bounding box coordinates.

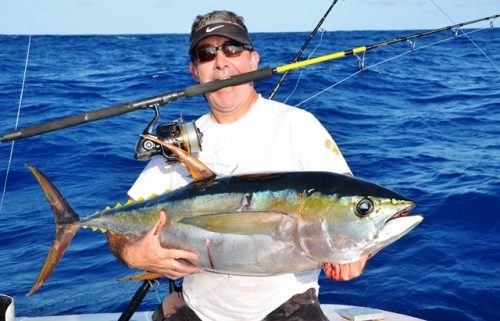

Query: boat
[12,304,424,320]
[3,292,423,320]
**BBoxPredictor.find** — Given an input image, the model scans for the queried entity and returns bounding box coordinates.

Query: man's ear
[250,51,260,71]
[189,63,200,82]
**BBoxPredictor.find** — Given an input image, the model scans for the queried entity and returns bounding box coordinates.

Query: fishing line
[209,26,495,162]
[283,28,327,104]
[295,27,491,107]
[268,0,340,99]
[149,279,162,304]
[429,0,499,72]
[0,34,32,212]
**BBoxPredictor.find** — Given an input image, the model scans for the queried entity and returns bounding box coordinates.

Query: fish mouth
[371,202,423,253]
[389,202,416,220]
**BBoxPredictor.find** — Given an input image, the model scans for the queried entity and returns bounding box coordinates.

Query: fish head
[297,175,423,264]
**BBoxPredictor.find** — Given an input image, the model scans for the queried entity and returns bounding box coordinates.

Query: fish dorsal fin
[178,212,292,235]
[142,134,215,181]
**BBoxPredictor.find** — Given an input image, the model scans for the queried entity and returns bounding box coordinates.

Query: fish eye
[355,198,374,217]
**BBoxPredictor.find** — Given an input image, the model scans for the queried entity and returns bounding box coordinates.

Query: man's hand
[122,210,203,279]
[323,254,369,281]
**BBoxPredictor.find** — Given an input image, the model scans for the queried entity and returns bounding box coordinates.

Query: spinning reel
[135,105,203,163]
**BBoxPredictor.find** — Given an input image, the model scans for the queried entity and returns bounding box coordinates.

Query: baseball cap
[189,22,252,53]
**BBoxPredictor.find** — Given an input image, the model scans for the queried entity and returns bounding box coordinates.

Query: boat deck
[15,304,424,321]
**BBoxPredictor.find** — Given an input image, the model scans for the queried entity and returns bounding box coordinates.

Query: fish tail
[26,165,80,296]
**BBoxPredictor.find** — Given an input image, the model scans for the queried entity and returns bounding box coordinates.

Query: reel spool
[135,106,203,163]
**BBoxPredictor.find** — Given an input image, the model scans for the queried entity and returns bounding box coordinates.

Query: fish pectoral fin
[179,212,290,235]
[116,271,162,282]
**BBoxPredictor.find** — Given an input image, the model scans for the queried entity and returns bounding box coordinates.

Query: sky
[1,0,499,35]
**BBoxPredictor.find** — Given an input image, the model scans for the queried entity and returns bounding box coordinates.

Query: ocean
[0,27,499,321]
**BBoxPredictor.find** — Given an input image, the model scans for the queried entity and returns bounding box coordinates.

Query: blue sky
[1,0,499,34]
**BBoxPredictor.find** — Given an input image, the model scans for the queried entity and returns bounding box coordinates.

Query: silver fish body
[82,171,422,275]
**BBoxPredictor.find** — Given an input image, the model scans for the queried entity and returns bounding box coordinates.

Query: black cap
[189,22,252,53]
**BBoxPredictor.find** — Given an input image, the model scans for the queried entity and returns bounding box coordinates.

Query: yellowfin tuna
[26,137,423,295]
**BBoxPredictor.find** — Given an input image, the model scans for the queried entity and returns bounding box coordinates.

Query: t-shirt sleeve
[127,156,191,201]
[292,111,351,175]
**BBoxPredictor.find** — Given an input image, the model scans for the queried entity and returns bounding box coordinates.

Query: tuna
[26,137,423,295]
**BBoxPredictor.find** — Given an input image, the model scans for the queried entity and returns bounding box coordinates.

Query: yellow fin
[90,226,107,233]
[114,202,122,208]
[142,134,215,181]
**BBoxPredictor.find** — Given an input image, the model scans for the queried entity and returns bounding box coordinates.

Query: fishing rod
[1,13,498,143]
[268,0,339,99]
[273,13,499,73]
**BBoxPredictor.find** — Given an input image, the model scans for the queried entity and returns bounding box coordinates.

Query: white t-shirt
[128,95,351,321]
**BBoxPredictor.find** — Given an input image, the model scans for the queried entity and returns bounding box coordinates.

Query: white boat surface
[15,304,424,321]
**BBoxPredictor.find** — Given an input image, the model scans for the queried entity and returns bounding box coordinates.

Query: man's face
[189,36,260,120]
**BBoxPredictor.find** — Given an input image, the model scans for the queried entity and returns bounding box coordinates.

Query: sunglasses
[192,42,254,63]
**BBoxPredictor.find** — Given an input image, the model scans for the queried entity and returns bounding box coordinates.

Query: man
[120,10,368,321]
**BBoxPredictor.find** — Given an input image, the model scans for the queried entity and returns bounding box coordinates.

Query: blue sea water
[0,27,499,321]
